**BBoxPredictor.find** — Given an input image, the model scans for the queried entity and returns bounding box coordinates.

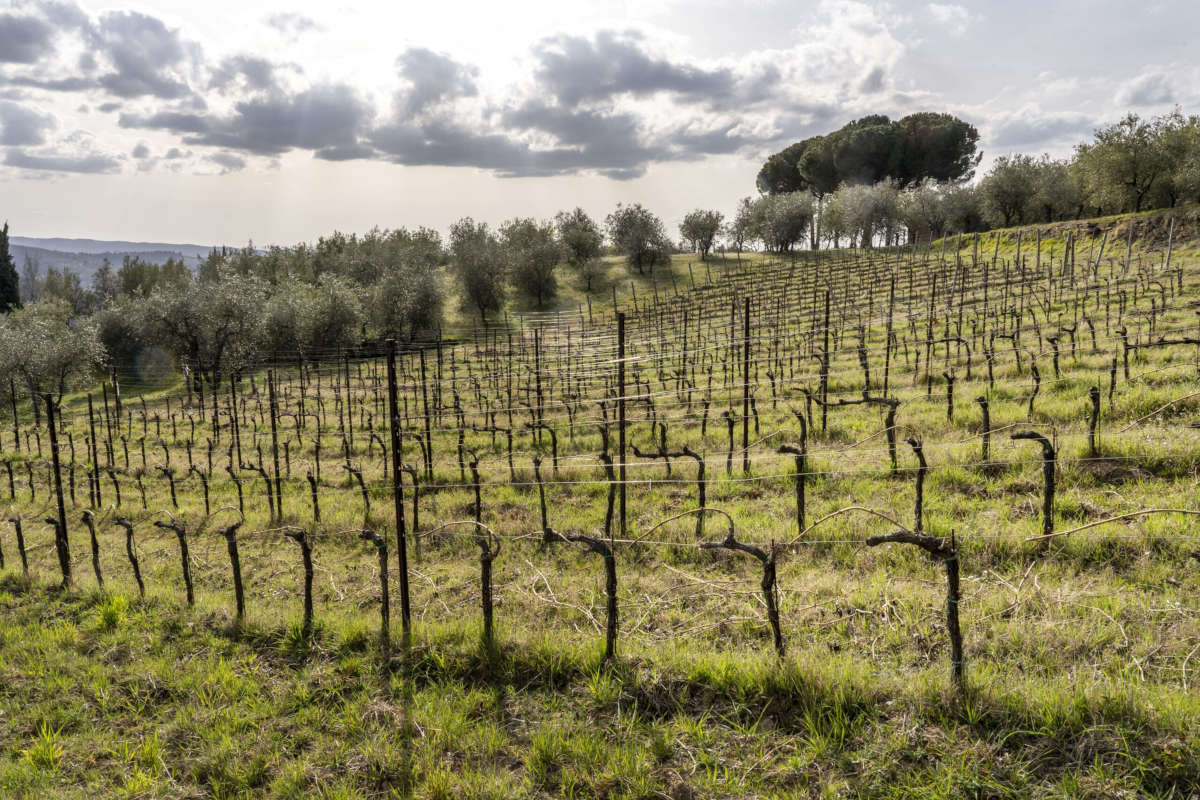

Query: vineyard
[3,212,1200,798]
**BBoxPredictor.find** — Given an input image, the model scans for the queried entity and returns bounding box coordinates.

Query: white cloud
[1115,69,1176,106]
[927,3,970,35]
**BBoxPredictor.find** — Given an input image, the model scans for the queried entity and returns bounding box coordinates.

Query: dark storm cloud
[187,84,372,154]
[4,148,120,173]
[210,55,284,92]
[667,122,756,156]
[370,116,658,180]
[0,9,800,180]
[363,39,783,179]
[36,1,92,32]
[395,47,478,116]
[206,151,246,173]
[530,31,738,107]
[94,11,196,99]
[0,100,55,145]
[7,75,96,91]
[118,109,207,133]
[369,118,544,173]
[0,12,55,64]
[122,84,373,156]
[370,93,769,180]
[314,141,376,161]
[498,100,668,175]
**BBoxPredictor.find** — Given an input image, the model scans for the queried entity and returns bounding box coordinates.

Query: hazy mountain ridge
[11,237,216,259]
[9,236,218,284]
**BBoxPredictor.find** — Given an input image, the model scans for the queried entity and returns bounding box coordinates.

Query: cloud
[94,10,197,99]
[987,106,1096,149]
[210,55,286,92]
[0,100,55,145]
[118,109,207,133]
[131,142,149,158]
[395,48,478,116]
[927,3,970,34]
[205,151,246,173]
[6,76,95,91]
[0,12,55,64]
[529,31,761,109]
[1115,70,1176,106]
[122,83,373,156]
[858,65,886,94]
[264,12,320,40]
[4,148,121,173]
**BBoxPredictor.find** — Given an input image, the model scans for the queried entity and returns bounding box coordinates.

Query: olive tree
[371,266,442,341]
[979,154,1039,226]
[726,197,755,256]
[941,183,985,233]
[749,192,814,252]
[502,218,562,308]
[1074,113,1174,213]
[0,299,106,421]
[898,180,948,242]
[555,208,605,292]
[825,183,898,248]
[679,209,724,259]
[136,270,268,416]
[305,275,363,350]
[605,203,671,276]
[1029,156,1082,222]
[450,218,505,325]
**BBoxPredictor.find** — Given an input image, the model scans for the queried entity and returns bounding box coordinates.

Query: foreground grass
[1,575,1197,799]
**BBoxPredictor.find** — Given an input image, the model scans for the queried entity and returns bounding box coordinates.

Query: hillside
[2,208,1200,797]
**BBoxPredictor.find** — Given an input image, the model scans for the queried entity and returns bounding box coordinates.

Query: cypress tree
[0,222,20,313]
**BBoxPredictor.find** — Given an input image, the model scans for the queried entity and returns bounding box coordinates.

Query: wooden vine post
[267,369,283,519]
[742,297,751,475]
[1088,386,1101,458]
[385,339,412,639]
[617,312,627,540]
[43,394,71,587]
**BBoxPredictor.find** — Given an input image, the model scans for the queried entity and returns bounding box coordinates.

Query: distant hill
[10,236,216,259]
[9,236,220,285]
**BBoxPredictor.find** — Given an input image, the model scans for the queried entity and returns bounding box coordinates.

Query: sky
[0,0,1198,246]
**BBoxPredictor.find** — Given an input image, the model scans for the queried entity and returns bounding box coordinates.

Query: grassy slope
[1,209,1200,798]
